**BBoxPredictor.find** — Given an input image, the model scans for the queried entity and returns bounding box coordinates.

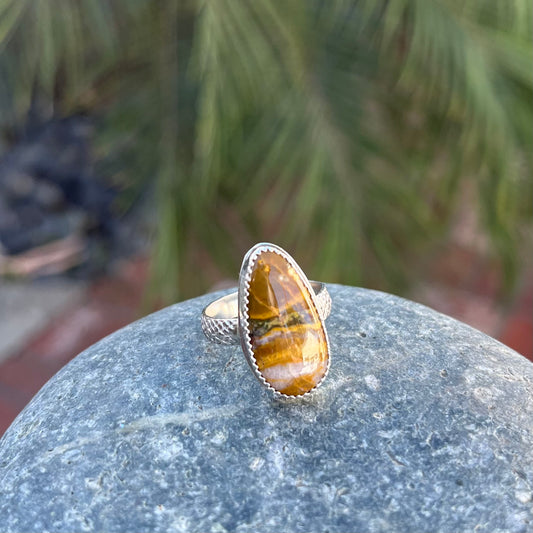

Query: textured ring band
[201,281,331,345]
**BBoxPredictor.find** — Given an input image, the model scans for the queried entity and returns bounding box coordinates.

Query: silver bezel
[237,242,331,399]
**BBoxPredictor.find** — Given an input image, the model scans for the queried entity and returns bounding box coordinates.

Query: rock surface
[0,285,532,533]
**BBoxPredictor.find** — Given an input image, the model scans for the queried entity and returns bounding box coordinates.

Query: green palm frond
[0,0,531,301]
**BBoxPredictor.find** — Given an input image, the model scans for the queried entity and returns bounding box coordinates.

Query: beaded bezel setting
[238,243,331,398]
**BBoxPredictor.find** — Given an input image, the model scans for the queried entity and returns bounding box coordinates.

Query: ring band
[201,281,331,345]
[201,242,331,397]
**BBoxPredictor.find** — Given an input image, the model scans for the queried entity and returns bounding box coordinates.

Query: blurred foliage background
[0,0,531,303]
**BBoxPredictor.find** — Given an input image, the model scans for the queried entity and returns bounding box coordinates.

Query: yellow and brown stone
[245,251,329,396]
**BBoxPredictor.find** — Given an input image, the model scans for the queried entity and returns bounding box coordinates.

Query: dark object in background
[0,111,118,277]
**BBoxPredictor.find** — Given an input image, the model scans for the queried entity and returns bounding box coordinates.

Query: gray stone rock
[0,285,532,533]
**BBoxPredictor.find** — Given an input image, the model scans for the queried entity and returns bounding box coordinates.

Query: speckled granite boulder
[0,285,532,533]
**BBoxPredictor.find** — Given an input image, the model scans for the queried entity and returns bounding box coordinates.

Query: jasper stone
[245,250,329,396]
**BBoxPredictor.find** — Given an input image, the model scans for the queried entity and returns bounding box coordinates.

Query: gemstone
[245,250,329,396]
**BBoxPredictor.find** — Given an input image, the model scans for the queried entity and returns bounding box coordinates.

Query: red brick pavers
[0,257,151,436]
[499,280,533,360]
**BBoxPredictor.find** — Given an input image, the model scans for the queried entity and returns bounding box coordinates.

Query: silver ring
[201,242,331,398]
